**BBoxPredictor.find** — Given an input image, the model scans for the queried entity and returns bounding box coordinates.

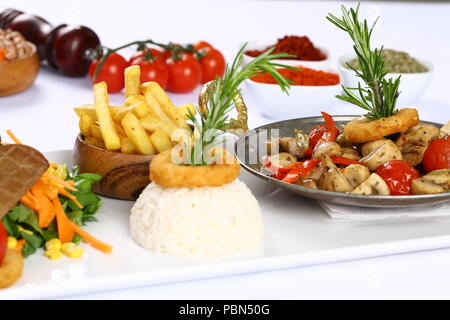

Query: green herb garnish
[327,3,401,120]
[184,44,296,165]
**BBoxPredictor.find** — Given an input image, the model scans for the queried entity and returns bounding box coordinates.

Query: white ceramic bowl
[243,67,342,121]
[242,39,330,70]
[338,54,433,106]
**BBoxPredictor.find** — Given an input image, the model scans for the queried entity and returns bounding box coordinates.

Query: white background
[1,0,450,299]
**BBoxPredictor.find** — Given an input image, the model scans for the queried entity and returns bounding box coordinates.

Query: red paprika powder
[245,35,326,61]
[251,67,340,86]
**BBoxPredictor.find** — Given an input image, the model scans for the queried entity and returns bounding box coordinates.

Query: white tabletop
[1,0,450,299]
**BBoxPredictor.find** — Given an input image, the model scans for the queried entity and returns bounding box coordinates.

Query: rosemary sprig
[327,3,401,120]
[185,44,297,165]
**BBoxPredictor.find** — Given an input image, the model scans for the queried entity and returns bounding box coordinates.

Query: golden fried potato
[0,249,23,289]
[122,112,156,155]
[85,136,106,149]
[124,65,141,97]
[94,82,121,150]
[344,108,419,143]
[79,112,95,137]
[140,115,179,138]
[90,124,103,140]
[150,129,173,153]
[143,88,172,122]
[74,104,97,121]
[176,103,196,120]
[120,136,136,154]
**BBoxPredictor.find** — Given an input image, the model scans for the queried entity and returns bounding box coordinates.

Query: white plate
[3,150,450,299]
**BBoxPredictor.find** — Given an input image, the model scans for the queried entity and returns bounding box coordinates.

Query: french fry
[94,82,121,150]
[176,103,197,120]
[150,130,173,153]
[143,88,172,122]
[120,136,136,154]
[90,124,103,140]
[109,106,127,122]
[125,65,141,97]
[122,112,156,155]
[132,101,149,118]
[85,137,106,149]
[79,112,95,137]
[74,104,97,121]
[114,121,127,137]
[142,82,179,122]
[124,95,145,106]
[140,115,179,138]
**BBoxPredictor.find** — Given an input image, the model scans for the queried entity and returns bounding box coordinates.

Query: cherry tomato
[198,47,225,84]
[194,41,213,51]
[376,160,420,195]
[128,48,164,65]
[136,60,169,89]
[166,53,201,93]
[0,221,7,265]
[88,52,128,93]
[422,137,450,173]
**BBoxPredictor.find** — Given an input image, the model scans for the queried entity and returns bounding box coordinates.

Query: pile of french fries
[74,65,195,155]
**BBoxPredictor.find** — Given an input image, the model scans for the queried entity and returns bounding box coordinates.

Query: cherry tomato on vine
[422,137,450,173]
[194,41,213,51]
[88,52,128,93]
[135,60,169,89]
[376,160,420,195]
[166,53,201,93]
[128,48,164,65]
[198,47,225,84]
[0,221,7,265]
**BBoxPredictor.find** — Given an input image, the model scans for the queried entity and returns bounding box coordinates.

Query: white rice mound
[130,179,264,259]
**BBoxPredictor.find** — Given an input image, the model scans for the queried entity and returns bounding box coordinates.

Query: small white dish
[242,39,330,70]
[338,54,433,106]
[244,67,342,121]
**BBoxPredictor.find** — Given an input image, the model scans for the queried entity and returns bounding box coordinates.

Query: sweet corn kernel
[7,237,17,249]
[45,238,62,251]
[45,249,63,260]
[55,164,67,180]
[61,243,83,258]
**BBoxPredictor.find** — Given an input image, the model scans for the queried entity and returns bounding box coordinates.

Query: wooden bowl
[0,42,40,97]
[73,134,154,201]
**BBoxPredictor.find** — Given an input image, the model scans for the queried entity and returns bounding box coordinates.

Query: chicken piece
[318,156,353,193]
[267,152,297,169]
[312,141,342,160]
[341,147,360,161]
[396,124,440,166]
[439,121,450,138]
[360,139,402,171]
[350,173,390,195]
[266,138,280,155]
[295,178,317,189]
[279,137,305,159]
[411,170,450,195]
[341,164,371,188]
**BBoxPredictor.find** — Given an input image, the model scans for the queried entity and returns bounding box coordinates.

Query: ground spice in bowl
[251,67,340,86]
[245,35,327,61]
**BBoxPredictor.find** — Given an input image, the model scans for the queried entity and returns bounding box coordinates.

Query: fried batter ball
[0,249,23,289]
[150,148,240,188]
[344,108,419,143]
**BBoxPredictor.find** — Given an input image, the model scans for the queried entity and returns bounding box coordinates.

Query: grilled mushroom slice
[312,141,342,160]
[306,162,326,183]
[279,137,306,159]
[360,139,402,171]
[361,139,387,157]
[295,178,317,189]
[267,152,297,169]
[341,164,371,188]
[341,147,360,161]
[396,124,440,166]
[350,173,390,195]
[411,170,450,195]
[439,121,450,138]
[318,155,353,193]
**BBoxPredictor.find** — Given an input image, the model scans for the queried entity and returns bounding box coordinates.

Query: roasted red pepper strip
[316,112,338,145]
[282,160,321,183]
[263,156,301,174]
[305,147,313,158]
[331,156,361,166]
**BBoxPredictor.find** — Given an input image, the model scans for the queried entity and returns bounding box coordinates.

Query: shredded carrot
[20,196,39,211]
[13,239,26,253]
[52,198,75,243]
[66,180,75,186]
[69,221,112,254]
[49,163,58,168]
[30,184,55,228]
[42,172,77,192]
[0,49,5,62]
[6,129,22,144]
[58,188,83,209]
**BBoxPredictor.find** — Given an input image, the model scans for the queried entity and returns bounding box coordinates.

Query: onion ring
[150,148,240,188]
[344,108,419,143]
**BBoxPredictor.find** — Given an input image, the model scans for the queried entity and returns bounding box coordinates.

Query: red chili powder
[245,35,327,61]
[251,67,340,86]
